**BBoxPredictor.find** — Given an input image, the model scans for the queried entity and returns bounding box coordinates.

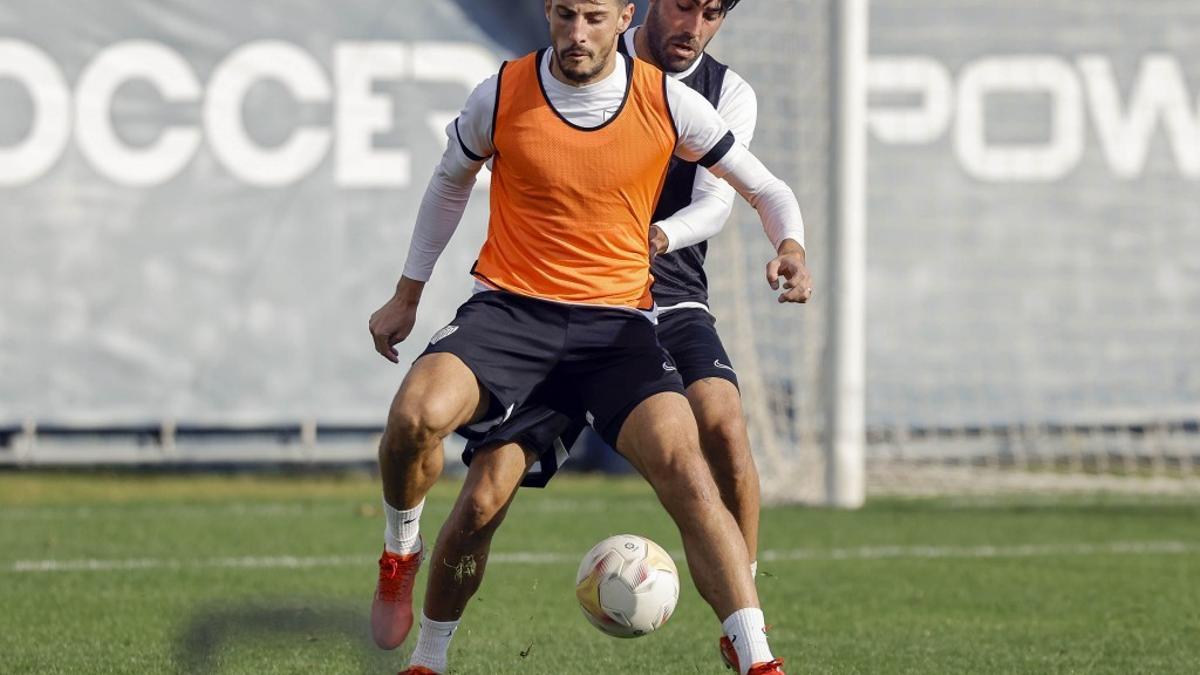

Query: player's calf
[698,415,760,496]
[697,418,760,554]
[405,442,531,673]
[689,379,761,570]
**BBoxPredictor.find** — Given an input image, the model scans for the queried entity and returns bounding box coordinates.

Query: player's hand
[647,224,670,259]
[765,239,812,304]
[369,277,424,363]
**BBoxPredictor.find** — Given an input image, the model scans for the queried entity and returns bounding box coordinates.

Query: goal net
[708,0,1200,504]
[705,0,837,505]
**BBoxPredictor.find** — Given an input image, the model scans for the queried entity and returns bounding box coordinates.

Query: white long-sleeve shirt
[402,47,805,284]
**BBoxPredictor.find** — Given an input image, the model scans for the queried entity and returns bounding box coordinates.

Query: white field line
[0,498,641,521]
[0,504,324,520]
[6,541,1199,574]
[757,540,1200,561]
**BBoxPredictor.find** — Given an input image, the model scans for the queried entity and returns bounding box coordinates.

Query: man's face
[644,0,727,73]
[546,0,634,83]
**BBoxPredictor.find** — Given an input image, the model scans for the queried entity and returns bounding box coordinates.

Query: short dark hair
[682,0,743,14]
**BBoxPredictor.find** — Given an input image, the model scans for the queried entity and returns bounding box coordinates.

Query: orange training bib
[473,50,677,310]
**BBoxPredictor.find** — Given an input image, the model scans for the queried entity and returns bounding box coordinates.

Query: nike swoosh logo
[402,518,416,524]
[429,324,458,345]
[713,359,735,372]
[662,362,677,372]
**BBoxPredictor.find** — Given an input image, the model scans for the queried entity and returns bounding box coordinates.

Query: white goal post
[824,0,869,508]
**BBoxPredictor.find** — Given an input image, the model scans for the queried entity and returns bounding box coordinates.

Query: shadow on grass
[174,600,393,674]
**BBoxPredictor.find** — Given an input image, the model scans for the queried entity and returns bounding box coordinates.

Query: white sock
[383,497,424,556]
[408,612,459,673]
[750,560,758,579]
[722,607,774,675]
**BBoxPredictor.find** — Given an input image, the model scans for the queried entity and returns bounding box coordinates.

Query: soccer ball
[574,534,680,638]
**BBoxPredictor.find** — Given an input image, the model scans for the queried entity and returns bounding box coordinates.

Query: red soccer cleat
[397,667,440,675]
[719,636,737,670]
[719,636,785,674]
[748,659,786,675]
[371,540,423,649]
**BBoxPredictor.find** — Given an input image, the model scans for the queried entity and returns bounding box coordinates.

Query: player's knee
[702,425,756,479]
[701,416,749,458]
[384,398,447,453]
[645,449,719,505]
[455,491,507,541]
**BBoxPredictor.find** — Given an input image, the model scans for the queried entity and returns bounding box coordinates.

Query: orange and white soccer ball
[575,534,680,638]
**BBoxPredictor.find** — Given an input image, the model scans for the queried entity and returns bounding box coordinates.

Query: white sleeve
[665,76,735,164]
[452,74,498,160]
[656,72,758,253]
[707,143,806,250]
[400,75,497,282]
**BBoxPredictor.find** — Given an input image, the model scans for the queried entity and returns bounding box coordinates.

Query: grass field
[2,471,1198,674]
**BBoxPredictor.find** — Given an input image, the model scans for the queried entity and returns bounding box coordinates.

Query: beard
[644,9,704,73]
[557,44,610,83]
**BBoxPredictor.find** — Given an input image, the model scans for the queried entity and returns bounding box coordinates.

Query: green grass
[2,472,1198,674]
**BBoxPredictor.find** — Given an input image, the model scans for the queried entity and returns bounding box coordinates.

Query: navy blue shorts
[461,307,737,486]
[656,308,738,389]
[419,291,684,450]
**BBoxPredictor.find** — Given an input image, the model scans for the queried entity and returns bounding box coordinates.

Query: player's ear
[618,1,635,31]
[545,0,553,22]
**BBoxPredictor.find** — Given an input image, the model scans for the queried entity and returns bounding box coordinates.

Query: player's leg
[421,386,583,626]
[404,377,584,672]
[685,377,763,670]
[657,309,760,571]
[380,353,490,513]
[569,305,780,674]
[424,442,534,620]
[615,392,757,616]
[570,309,757,616]
[374,352,489,650]
[657,309,768,671]
[374,292,567,650]
[687,377,760,567]
[405,441,535,674]
[615,393,778,674]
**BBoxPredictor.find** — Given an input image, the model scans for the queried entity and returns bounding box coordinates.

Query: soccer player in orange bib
[368,2,808,673]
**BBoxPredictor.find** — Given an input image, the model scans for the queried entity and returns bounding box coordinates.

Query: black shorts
[655,308,738,389]
[459,374,590,488]
[462,306,736,487]
[419,291,684,449]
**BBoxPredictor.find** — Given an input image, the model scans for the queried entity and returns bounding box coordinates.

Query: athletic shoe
[719,635,737,669]
[371,539,423,649]
[397,666,440,675]
[748,659,786,675]
[719,635,785,675]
